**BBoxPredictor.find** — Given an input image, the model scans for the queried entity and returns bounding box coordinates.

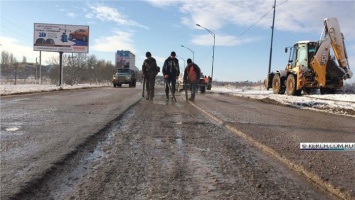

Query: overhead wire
[221,0,289,46]
[195,0,288,66]
[1,16,33,42]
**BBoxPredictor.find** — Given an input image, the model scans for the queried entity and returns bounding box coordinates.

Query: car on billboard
[69,29,88,42]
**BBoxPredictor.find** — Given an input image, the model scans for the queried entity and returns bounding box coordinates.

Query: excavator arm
[311,18,352,86]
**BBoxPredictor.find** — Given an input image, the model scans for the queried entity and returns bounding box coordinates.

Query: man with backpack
[163,51,180,101]
[183,58,201,101]
[142,51,159,100]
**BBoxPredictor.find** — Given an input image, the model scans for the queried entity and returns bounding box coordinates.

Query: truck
[197,73,212,93]
[112,67,137,87]
[177,72,211,93]
[265,18,352,95]
[113,50,137,87]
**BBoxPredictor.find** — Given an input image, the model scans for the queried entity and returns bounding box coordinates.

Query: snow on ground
[1,84,354,117]
[212,86,355,117]
[0,84,107,95]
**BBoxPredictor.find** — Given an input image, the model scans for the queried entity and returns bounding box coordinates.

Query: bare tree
[1,51,11,81]
[5,51,117,85]
[48,65,60,85]
[86,55,97,85]
[65,53,88,85]
[22,56,27,64]
[1,50,10,65]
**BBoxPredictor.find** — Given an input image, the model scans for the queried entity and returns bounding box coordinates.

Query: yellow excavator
[265,18,353,95]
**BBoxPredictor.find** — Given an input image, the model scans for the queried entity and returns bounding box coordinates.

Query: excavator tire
[286,74,301,96]
[320,88,336,94]
[272,74,285,94]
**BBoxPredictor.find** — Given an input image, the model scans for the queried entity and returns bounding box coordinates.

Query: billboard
[33,23,89,53]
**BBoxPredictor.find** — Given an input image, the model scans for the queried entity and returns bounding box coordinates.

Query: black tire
[286,74,301,96]
[113,84,116,88]
[303,88,311,95]
[320,88,336,94]
[272,74,285,94]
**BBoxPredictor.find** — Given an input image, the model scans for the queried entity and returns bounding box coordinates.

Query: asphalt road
[1,86,354,199]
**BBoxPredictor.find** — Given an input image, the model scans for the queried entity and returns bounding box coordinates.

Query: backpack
[145,58,159,76]
[187,65,197,82]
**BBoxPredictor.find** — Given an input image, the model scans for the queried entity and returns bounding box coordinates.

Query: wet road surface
[1,86,353,199]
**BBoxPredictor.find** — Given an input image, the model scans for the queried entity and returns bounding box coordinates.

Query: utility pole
[268,0,276,74]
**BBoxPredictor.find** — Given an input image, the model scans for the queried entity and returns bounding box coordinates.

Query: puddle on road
[173,113,185,159]
[1,122,24,136]
[6,127,19,131]
[155,138,162,145]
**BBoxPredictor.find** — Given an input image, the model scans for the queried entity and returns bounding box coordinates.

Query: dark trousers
[189,81,197,100]
[165,78,176,97]
[146,75,156,99]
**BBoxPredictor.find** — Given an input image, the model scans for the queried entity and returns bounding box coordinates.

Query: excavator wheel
[286,74,301,96]
[272,74,285,94]
[302,88,312,95]
[320,88,336,94]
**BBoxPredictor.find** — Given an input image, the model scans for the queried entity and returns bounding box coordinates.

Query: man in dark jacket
[142,52,158,100]
[183,58,201,101]
[163,51,180,101]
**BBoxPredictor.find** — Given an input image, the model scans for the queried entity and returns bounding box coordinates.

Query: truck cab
[113,68,136,88]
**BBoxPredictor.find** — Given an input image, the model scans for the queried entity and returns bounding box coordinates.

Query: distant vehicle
[176,73,184,92]
[176,72,211,93]
[69,29,88,42]
[113,67,137,87]
[197,73,211,93]
[35,38,46,44]
[45,39,55,45]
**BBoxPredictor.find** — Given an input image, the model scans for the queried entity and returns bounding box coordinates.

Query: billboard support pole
[59,52,63,86]
[39,51,42,84]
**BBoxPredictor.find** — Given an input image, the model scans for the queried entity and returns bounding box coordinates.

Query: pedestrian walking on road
[163,51,180,101]
[183,58,201,101]
[142,52,159,100]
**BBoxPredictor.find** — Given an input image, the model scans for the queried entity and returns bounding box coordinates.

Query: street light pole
[176,55,185,68]
[181,45,194,62]
[196,24,215,83]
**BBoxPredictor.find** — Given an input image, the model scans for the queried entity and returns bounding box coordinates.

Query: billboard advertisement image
[33,23,89,53]
[116,50,135,69]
